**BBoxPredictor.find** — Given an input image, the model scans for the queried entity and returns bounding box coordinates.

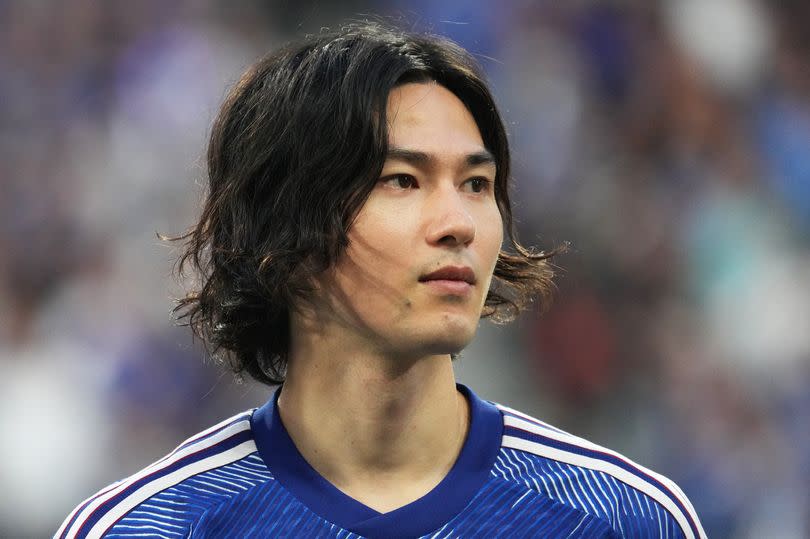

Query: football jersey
[56,384,706,538]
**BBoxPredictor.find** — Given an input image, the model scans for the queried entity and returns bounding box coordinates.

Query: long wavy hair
[171,21,563,385]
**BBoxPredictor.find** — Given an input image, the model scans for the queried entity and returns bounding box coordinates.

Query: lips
[419,266,477,285]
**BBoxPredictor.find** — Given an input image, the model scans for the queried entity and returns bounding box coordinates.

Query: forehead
[385,82,487,158]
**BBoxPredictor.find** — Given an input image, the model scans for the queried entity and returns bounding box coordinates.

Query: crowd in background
[1,1,808,537]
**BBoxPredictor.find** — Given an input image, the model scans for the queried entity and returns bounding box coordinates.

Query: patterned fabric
[56,386,705,538]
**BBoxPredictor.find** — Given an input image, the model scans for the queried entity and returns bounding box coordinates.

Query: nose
[425,187,476,247]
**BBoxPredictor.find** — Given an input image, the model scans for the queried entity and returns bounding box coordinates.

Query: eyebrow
[386,147,497,168]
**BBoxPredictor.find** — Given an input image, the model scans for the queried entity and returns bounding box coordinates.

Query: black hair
[171,21,561,385]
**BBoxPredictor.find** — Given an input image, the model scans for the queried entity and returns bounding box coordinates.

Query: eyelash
[381,174,493,193]
[465,177,494,193]
[383,174,418,190]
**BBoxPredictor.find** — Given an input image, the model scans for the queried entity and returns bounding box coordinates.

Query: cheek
[346,212,406,274]
[335,213,416,312]
[478,207,504,264]
[347,197,421,269]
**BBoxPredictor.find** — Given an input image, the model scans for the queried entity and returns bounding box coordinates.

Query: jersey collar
[251,383,503,538]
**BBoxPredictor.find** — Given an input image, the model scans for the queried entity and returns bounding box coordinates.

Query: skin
[278,82,504,512]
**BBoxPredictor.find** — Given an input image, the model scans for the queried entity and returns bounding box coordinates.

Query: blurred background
[1,0,808,537]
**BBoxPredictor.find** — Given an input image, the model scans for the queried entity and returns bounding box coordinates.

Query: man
[57,22,705,538]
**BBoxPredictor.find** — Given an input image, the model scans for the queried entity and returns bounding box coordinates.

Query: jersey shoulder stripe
[56,411,255,539]
[497,403,573,436]
[495,404,706,539]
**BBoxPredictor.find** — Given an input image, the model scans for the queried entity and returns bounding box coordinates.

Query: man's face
[313,82,503,359]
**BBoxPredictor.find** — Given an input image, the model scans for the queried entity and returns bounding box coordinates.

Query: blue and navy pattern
[110,454,273,538]
[491,448,682,539]
[56,385,705,538]
[195,474,617,538]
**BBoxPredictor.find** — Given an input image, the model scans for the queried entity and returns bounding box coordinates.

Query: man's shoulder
[491,402,706,539]
[55,410,273,539]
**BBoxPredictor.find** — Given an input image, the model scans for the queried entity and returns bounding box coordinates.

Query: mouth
[418,266,476,295]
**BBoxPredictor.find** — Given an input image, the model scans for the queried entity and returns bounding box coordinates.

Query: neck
[277,317,469,511]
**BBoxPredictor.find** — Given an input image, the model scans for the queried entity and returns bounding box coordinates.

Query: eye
[464,176,493,193]
[381,174,418,190]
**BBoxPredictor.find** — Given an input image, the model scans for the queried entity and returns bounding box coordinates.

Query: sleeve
[54,483,200,539]
[613,491,705,539]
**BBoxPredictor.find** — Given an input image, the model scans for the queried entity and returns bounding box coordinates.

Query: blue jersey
[56,385,705,538]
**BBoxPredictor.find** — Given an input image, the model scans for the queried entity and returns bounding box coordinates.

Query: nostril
[439,234,458,244]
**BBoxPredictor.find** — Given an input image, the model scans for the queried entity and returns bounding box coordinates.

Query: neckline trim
[250,383,503,538]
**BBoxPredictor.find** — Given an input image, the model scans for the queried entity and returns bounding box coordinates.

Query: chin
[418,317,478,355]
